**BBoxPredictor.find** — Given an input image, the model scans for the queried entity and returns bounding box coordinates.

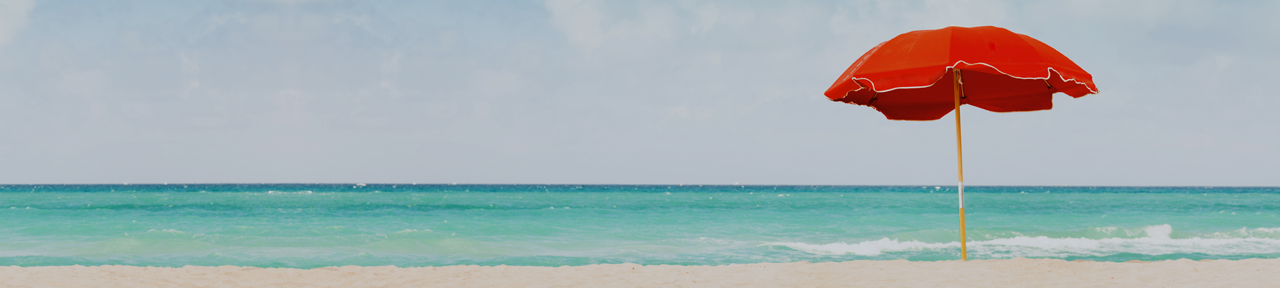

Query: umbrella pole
[953,69,967,261]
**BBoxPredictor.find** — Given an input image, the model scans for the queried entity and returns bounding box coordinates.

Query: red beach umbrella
[823,26,1098,260]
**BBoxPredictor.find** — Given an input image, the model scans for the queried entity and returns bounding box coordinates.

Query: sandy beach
[2,258,1276,287]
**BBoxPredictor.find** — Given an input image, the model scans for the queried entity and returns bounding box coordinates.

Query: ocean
[1,184,1277,268]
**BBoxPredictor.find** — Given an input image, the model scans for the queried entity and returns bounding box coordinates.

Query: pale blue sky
[0,0,1277,185]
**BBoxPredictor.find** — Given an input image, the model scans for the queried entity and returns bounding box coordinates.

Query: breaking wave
[766,224,1280,258]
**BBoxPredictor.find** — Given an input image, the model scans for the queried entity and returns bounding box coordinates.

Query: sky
[0,0,1277,186]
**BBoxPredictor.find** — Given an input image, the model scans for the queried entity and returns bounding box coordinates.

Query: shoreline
[4,258,1277,287]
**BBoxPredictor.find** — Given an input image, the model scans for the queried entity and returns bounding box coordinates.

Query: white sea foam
[142,229,187,234]
[768,238,953,256]
[768,224,1280,258]
[1144,224,1172,239]
[1204,226,1280,239]
[394,229,432,233]
[1253,227,1280,233]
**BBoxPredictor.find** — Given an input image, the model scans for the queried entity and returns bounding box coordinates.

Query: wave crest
[767,224,1280,258]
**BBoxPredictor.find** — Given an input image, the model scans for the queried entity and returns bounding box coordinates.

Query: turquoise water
[1,184,1278,268]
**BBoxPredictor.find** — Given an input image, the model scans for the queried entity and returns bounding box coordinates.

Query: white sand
[2,258,1276,287]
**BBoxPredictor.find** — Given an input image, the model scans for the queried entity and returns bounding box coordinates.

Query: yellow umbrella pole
[952,69,967,261]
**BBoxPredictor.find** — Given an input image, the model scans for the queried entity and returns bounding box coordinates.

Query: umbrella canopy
[825,26,1098,120]
[823,26,1098,260]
